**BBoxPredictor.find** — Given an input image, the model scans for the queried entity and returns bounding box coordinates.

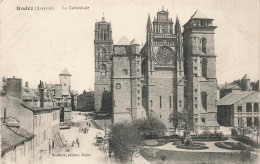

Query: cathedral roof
[59,68,71,76]
[191,10,211,19]
[116,36,130,45]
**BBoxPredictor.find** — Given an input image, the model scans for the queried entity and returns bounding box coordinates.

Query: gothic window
[246,103,252,112]
[201,58,207,78]
[100,48,106,59]
[254,103,259,112]
[116,83,121,89]
[100,64,106,76]
[156,46,174,65]
[201,92,207,111]
[179,100,182,107]
[202,118,205,123]
[201,38,207,54]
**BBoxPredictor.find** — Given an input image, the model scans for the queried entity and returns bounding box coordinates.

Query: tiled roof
[217,91,254,106]
[191,10,211,19]
[237,91,260,103]
[59,68,71,76]
[116,36,130,45]
[1,123,34,155]
[21,103,60,112]
[22,87,38,100]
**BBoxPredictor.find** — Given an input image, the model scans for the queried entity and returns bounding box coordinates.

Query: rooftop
[190,10,211,19]
[1,123,34,155]
[217,91,255,106]
[116,36,130,45]
[59,68,71,76]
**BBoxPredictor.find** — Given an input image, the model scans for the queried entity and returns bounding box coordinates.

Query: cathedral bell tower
[183,10,219,131]
[94,14,113,112]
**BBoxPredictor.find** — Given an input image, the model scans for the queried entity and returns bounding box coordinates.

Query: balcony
[153,33,175,38]
[234,112,260,117]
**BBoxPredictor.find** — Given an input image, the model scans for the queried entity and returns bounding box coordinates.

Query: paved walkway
[43,112,150,164]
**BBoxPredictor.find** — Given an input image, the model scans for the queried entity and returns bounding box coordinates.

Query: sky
[0,0,259,93]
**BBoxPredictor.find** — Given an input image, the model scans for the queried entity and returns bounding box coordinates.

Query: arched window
[201,92,207,111]
[254,103,259,112]
[201,38,207,54]
[202,118,205,123]
[246,103,252,112]
[201,58,207,78]
[100,48,106,59]
[100,64,106,76]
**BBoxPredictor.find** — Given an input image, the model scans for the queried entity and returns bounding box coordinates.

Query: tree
[133,117,167,139]
[170,111,190,133]
[108,122,142,162]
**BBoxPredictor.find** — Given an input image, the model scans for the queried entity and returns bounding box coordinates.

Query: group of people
[71,138,80,147]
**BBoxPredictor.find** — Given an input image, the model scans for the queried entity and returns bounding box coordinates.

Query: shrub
[133,117,167,139]
[233,135,260,148]
[231,128,238,137]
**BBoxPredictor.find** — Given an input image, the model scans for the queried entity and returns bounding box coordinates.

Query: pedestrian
[76,138,79,147]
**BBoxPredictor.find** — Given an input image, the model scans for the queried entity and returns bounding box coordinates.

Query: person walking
[76,138,79,147]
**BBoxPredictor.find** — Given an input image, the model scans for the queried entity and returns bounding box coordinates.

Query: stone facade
[112,41,146,123]
[94,9,219,130]
[94,15,113,112]
[182,10,219,131]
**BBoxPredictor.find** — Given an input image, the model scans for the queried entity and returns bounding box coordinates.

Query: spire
[102,12,105,21]
[146,14,152,32]
[162,6,164,11]
[175,15,181,34]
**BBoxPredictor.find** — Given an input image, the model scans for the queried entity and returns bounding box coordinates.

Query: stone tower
[141,8,184,127]
[59,68,71,96]
[241,74,251,91]
[183,10,219,131]
[94,14,113,112]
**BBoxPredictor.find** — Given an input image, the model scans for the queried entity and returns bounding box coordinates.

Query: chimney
[39,80,44,108]
[25,81,28,88]
[13,76,15,79]
[3,107,7,124]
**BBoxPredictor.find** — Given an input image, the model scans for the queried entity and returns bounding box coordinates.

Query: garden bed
[140,148,251,164]
[143,139,171,146]
[172,141,209,150]
[214,142,252,150]
[232,135,260,148]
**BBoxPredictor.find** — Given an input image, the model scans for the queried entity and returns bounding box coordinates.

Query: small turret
[241,74,251,91]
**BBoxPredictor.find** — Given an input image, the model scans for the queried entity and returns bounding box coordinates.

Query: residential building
[217,91,260,127]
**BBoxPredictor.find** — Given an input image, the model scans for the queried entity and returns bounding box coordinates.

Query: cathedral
[94,8,219,131]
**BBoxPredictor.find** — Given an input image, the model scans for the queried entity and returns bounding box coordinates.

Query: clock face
[155,46,174,65]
